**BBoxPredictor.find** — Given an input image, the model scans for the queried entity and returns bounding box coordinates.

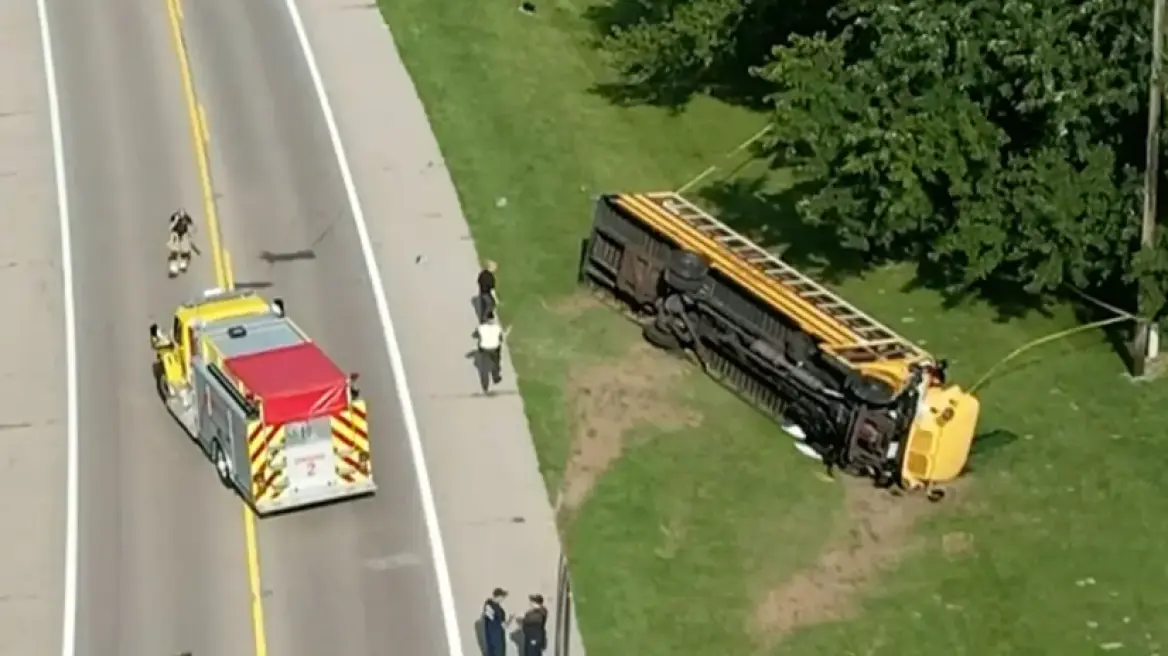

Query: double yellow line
[164,0,266,653]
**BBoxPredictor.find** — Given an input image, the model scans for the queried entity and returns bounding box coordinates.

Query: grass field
[376,1,1168,654]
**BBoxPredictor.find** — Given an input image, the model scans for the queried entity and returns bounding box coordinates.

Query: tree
[595,0,828,107]
[755,0,1160,305]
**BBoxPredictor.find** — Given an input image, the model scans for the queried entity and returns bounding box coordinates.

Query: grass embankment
[376,1,1168,654]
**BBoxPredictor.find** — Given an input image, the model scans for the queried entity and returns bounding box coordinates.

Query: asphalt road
[50,0,449,652]
[49,0,256,653]
[180,0,449,651]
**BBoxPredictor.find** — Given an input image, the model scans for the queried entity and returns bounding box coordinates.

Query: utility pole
[1136,0,1167,376]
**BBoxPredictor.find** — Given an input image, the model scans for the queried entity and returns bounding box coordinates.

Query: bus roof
[222,342,348,425]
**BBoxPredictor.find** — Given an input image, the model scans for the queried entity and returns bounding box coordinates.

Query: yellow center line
[164,1,268,655]
[165,0,225,287]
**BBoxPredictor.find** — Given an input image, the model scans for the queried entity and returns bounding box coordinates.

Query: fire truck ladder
[648,192,923,363]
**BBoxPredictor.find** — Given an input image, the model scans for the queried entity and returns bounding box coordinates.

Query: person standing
[474,311,508,392]
[481,587,510,656]
[520,593,549,656]
[167,208,197,277]
[476,260,499,321]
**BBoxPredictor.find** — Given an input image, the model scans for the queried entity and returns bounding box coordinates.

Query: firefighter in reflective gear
[481,587,510,656]
[167,208,197,277]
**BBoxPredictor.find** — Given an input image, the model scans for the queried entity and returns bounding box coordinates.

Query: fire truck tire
[153,363,173,401]
[212,441,232,487]
[155,375,170,401]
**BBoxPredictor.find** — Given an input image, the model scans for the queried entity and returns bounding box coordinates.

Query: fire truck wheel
[212,441,231,487]
[155,375,173,401]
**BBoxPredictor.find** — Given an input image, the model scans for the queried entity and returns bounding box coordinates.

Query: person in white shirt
[474,312,507,391]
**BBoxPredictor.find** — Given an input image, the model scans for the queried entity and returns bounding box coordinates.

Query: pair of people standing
[474,261,507,392]
[481,588,549,656]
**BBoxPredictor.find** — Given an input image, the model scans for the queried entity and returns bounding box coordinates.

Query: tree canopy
[600,0,1168,315]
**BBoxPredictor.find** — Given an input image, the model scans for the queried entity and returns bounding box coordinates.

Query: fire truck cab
[149,288,376,514]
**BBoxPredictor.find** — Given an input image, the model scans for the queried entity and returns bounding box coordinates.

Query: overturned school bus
[580,192,981,494]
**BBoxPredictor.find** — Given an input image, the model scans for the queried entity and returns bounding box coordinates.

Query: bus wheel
[927,488,946,503]
[643,320,681,351]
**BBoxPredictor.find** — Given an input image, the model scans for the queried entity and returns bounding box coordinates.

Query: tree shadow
[1070,287,1139,373]
[699,174,1059,323]
[696,175,870,285]
[965,428,1019,474]
[579,0,816,112]
[587,66,773,115]
[900,261,1054,324]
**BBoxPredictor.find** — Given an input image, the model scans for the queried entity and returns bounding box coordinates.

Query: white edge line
[35,0,79,655]
[277,1,464,654]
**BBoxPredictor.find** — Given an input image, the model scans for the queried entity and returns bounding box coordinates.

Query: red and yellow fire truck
[149,288,376,514]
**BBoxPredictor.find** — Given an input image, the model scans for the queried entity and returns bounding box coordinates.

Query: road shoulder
[0,1,68,654]
[288,1,585,654]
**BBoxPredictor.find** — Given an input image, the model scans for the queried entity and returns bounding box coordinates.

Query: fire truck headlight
[271,456,287,472]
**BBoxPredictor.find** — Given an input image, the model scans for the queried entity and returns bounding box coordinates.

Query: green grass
[377,1,1168,654]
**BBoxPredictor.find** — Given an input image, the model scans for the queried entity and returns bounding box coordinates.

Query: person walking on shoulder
[474,311,508,392]
[481,587,510,656]
[520,593,549,656]
[476,260,499,321]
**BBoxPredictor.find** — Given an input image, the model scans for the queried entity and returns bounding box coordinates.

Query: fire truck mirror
[350,372,361,399]
[272,298,285,317]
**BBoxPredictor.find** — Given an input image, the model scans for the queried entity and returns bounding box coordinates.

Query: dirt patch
[544,290,602,319]
[752,480,935,642]
[557,341,702,513]
[941,531,975,558]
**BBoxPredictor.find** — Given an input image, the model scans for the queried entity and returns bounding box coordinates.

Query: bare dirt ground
[752,479,975,644]
[547,295,980,646]
[550,294,703,513]
[558,341,702,512]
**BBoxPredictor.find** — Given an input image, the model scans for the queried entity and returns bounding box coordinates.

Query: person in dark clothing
[520,594,548,656]
[476,260,499,321]
[481,587,510,656]
[167,208,197,277]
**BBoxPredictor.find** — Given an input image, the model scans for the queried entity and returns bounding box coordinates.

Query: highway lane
[181,0,451,653]
[48,0,256,653]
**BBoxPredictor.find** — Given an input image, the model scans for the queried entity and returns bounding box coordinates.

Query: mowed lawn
[376,1,1168,654]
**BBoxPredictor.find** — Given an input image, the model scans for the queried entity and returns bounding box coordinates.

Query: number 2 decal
[305,459,316,476]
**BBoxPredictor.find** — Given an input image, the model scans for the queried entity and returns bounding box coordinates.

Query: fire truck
[149,288,376,514]
[580,192,981,498]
